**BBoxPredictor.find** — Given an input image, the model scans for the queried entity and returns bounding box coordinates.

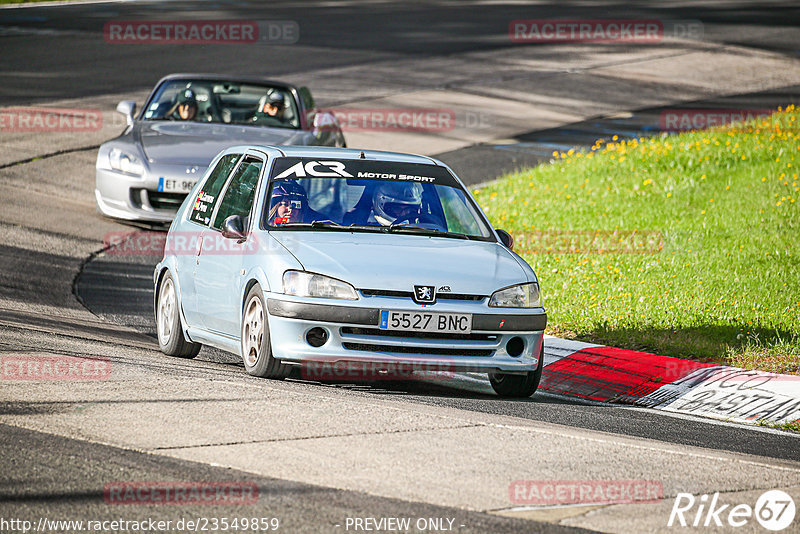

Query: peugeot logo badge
[412,285,436,305]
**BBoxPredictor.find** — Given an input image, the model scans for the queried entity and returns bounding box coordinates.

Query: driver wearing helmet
[168,88,198,121]
[371,182,424,226]
[251,91,287,127]
[268,180,308,225]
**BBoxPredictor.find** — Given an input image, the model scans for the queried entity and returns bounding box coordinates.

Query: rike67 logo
[669,490,795,531]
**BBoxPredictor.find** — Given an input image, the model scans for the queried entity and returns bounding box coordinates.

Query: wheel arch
[242,278,261,314]
[240,266,271,315]
[154,264,193,343]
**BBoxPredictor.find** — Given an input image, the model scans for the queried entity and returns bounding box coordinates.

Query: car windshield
[141,79,300,129]
[262,158,494,240]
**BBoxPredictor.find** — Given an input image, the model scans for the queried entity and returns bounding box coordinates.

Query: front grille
[146,190,186,210]
[342,342,493,357]
[341,327,497,342]
[360,289,484,301]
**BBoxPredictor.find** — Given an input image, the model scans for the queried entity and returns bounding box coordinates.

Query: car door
[194,153,265,337]
[179,152,241,327]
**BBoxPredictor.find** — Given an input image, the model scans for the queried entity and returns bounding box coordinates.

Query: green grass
[758,419,800,433]
[475,106,800,374]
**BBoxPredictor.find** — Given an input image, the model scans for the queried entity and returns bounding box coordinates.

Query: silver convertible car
[153,146,547,397]
[96,74,345,223]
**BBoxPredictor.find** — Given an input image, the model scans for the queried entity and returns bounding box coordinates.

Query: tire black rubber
[488,337,544,398]
[156,272,201,359]
[241,285,291,379]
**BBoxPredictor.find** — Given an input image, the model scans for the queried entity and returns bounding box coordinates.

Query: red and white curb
[541,336,800,426]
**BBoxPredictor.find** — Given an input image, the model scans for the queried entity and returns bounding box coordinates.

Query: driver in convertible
[251,92,288,127]
[168,89,198,121]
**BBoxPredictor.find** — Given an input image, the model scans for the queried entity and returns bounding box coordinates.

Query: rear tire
[489,337,544,398]
[241,285,290,379]
[156,272,201,358]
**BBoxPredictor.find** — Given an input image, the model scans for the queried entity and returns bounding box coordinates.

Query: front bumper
[265,297,546,373]
[95,167,190,223]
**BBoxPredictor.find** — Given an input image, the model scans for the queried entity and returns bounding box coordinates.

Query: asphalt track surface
[0,423,588,534]
[3,1,800,532]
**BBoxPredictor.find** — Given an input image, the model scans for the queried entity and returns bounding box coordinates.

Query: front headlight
[489,282,541,308]
[283,271,359,300]
[108,148,144,175]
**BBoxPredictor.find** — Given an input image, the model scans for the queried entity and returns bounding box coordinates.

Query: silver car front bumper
[95,167,193,223]
[265,297,546,374]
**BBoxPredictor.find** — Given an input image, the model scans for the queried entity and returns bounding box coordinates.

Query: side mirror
[496,229,514,250]
[116,100,136,126]
[221,215,246,240]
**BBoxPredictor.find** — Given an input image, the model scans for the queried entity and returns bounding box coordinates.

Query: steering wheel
[392,213,445,228]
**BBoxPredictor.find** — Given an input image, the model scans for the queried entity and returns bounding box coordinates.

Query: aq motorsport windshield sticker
[269,158,459,187]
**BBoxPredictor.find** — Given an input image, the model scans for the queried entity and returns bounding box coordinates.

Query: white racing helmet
[372,182,423,226]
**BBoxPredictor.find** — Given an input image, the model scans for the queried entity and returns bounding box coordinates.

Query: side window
[190,154,240,225]
[212,156,264,229]
[439,187,486,236]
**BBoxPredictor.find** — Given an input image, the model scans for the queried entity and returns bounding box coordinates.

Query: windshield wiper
[312,220,344,228]
[314,220,384,232]
[386,223,470,239]
[275,221,384,233]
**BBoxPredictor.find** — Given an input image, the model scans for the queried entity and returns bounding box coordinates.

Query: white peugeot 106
[154,146,547,397]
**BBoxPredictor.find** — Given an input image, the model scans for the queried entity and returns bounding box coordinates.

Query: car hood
[269,231,531,296]
[137,121,307,165]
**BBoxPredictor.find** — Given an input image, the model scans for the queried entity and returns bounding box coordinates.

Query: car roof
[233,145,443,166]
[155,73,298,91]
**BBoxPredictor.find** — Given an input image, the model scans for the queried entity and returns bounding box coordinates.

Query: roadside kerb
[541,335,800,426]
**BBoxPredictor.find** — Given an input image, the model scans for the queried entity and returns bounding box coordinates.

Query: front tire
[489,337,544,398]
[156,272,201,358]
[241,285,290,379]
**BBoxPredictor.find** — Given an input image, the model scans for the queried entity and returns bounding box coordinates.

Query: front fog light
[489,282,541,308]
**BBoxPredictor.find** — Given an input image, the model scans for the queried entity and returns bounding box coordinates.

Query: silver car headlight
[489,282,541,308]
[283,271,359,300]
[108,148,144,175]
